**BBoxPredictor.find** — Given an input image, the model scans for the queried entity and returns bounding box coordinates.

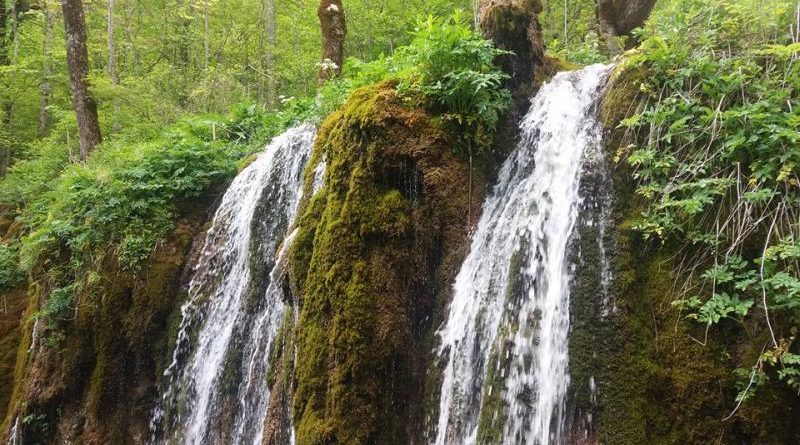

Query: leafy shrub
[20,133,237,275]
[0,244,23,292]
[396,13,511,129]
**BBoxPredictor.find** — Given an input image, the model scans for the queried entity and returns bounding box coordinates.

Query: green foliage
[19,126,237,275]
[0,0,471,173]
[540,0,614,65]
[396,13,511,149]
[220,13,512,153]
[35,284,76,321]
[614,0,800,403]
[547,31,610,66]
[0,244,23,292]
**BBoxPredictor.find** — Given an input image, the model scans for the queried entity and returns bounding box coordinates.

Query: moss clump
[533,55,578,89]
[289,81,486,445]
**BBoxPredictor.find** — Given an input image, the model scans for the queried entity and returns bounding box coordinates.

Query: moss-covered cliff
[286,81,488,445]
[0,198,216,444]
[574,64,800,445]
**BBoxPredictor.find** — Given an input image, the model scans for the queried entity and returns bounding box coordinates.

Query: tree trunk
[265,0,276,108]
[38,0,54,137]
[108,0,118,84]
[108,0,121,131]
[11,0,19,58]
[61,0,102,161]
[122,0,139,74]
[317,0,345,85]
[0,1,15,177]
[203,0,209,71]
[595,0,656,52]
[478,0,545,104]
[0,2,8,67]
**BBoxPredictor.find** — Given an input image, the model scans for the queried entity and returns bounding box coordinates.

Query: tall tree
[107,0,121,130]
[38,0,54,137]
[61,0,102,160]
[0,2,8,67]
[107,0,117,84]
[317,0,345,84]
[0,0,18,177]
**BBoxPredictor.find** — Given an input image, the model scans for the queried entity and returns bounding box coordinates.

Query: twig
[760,207,780,349]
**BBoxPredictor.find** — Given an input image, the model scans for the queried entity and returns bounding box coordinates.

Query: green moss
[588,61,800,444]
[2,207,209,443]
[0,286,29,426]
[533,55,578,89]
[289,82,487,444]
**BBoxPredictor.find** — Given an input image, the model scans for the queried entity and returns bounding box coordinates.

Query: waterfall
[433,64,612,445]
[8,417,19,445]
[149,124,316,445]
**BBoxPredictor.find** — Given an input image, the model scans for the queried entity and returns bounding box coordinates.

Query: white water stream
[433,64,611,445]
[149,124,316,445]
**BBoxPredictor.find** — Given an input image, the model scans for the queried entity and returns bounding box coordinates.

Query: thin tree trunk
[108,0,121,131]
[256,0,265,104]
[203,0,209,71]
[317,0,345,84]
[11,0,20,58]
[0,2,8,67]
[122,0,139,74]
[61,0,102,161]
[108,0,118,84]
[38,0,54,137]
[0,1,19,176]
[265,0,275,108]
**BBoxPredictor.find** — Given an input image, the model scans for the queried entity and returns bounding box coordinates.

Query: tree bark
[317,0,345,85]
[122,0,139,74]
[108,0,121,131]
[38,0,54,137]
[61,0,102,161]
[0,1,16,177]
[11,0,19,58]
[595,0,656,52]
[0,2,8,67]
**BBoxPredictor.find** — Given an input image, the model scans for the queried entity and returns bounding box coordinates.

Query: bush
[397,13,511,149]
[0,244,23,292]
[20,132,237,275]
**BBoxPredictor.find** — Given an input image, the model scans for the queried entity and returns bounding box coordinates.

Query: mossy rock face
[2,200,215,444]
[583,62,800,445]
[0,286,27,423]
[289,82,486,445]
[478,0,544,105]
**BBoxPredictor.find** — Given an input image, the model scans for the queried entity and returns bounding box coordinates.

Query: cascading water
[433,64,612,445]
[149,124,316,445]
